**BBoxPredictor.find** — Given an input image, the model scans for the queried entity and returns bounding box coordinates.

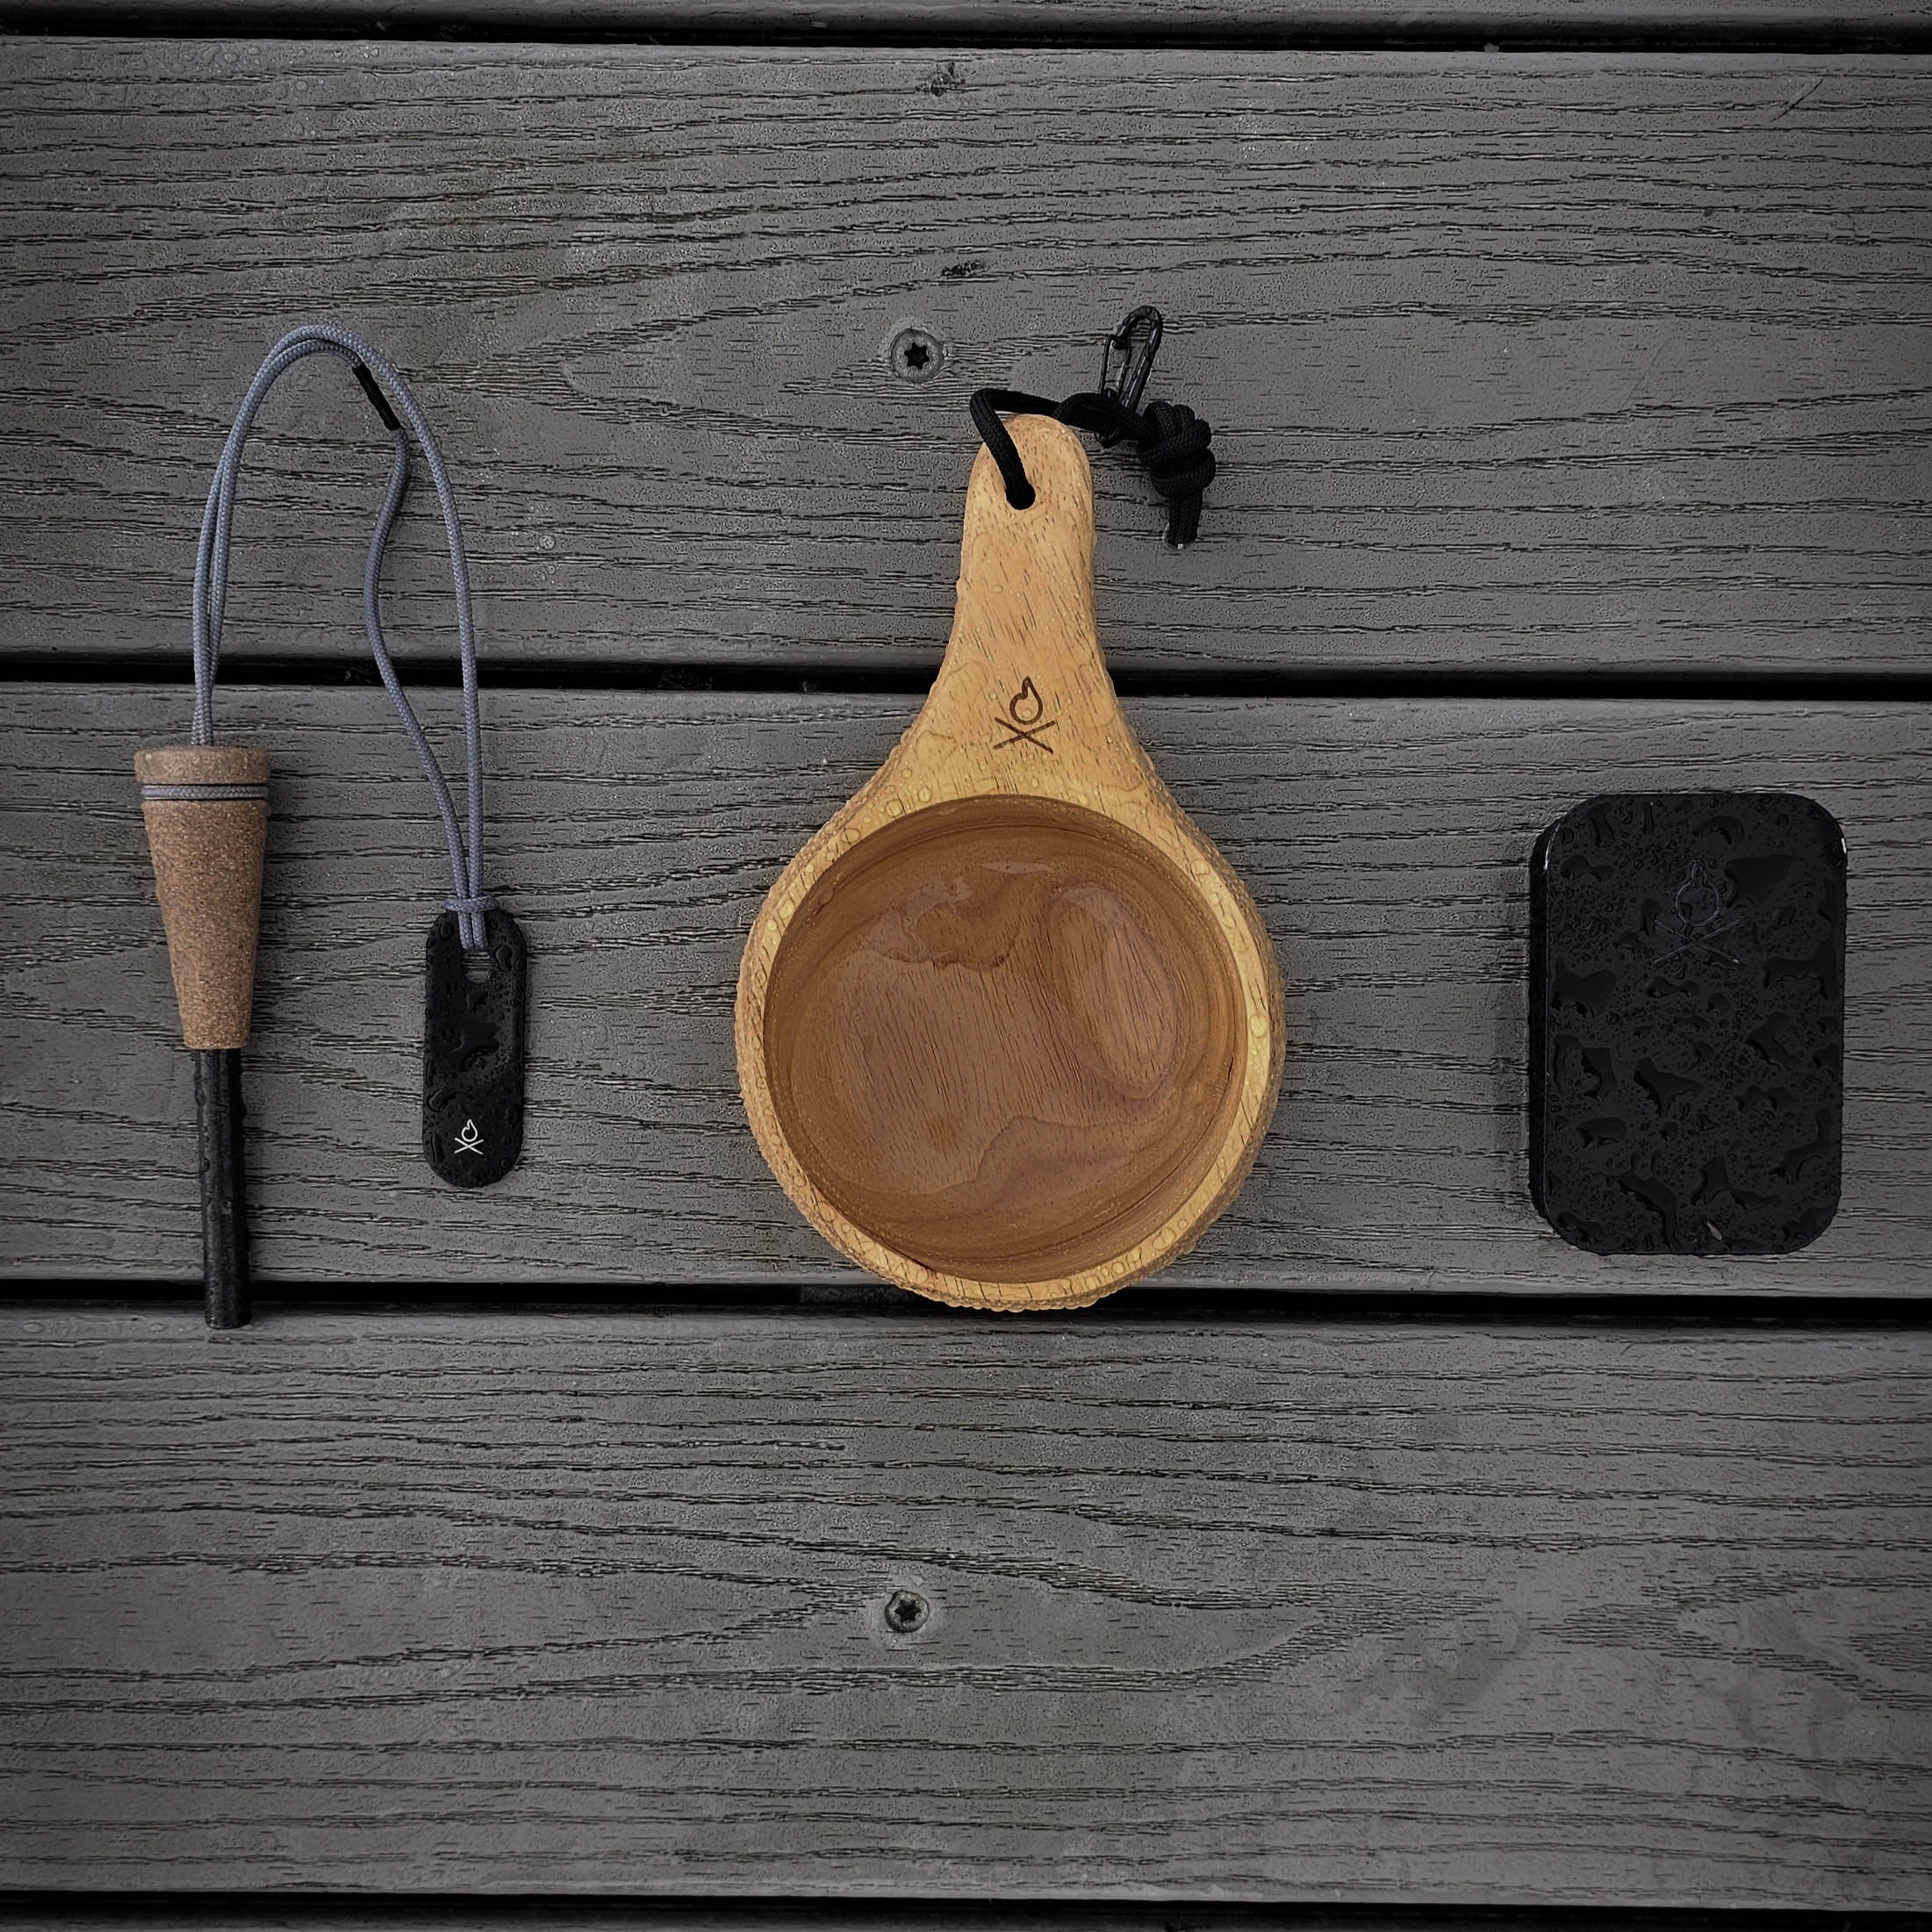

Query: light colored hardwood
[738,420,1282,1310]
[2,1307,1927,1901]
[2,44,1928,679]
[4,686,1930,1294]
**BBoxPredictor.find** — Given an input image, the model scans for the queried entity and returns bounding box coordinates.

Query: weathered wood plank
[3,685,1928,1293]
[2,43,1928,677]
[7,0,1929,27]
[1,1308,1926,1900]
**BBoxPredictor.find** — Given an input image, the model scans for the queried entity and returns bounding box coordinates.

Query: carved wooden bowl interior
[758,793,1248,1285]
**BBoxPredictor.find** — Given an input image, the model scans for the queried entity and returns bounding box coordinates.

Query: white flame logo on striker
[455,1118,484,1155]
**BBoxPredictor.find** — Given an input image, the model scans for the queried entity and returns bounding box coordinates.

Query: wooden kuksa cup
[135,744,270,1051]
[736,415,1284,1311]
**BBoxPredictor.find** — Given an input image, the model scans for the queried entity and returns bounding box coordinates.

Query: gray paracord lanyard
[194,322,527,1189]
[193,322,493,951]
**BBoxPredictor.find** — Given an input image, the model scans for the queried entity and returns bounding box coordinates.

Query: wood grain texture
[8,0,1932,28]
[740,420,1282,1310]
[2,42,1929,677]
[4,685,1929,1294]
[1,1307,1927,1900]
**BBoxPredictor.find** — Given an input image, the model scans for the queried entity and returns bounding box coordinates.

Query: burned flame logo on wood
[994,678,1056,754]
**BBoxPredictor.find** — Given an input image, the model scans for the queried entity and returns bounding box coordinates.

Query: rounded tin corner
[1778,791,1849,869]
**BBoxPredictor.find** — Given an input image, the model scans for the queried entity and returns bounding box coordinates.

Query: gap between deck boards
[9,1284,1932,1330]
[11,654,1932,706]
[4,10,1932,54]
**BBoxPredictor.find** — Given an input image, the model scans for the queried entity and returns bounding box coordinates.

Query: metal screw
[883,1588,930,1634]
[888,326,943,384]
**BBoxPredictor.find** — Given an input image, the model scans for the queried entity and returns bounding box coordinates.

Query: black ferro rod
[193,1048,249,1329]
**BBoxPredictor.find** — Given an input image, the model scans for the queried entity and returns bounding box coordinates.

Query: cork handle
[135,745,270,1051]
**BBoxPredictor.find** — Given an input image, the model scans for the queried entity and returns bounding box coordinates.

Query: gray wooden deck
[4,1310,1930,1899]
[1,7,1928,1921]
[4,46,1929,679]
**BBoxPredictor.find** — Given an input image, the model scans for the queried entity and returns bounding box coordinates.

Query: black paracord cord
[968,385,1216,548]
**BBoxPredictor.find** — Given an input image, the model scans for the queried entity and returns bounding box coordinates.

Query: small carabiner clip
[1097,305,1165,442]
